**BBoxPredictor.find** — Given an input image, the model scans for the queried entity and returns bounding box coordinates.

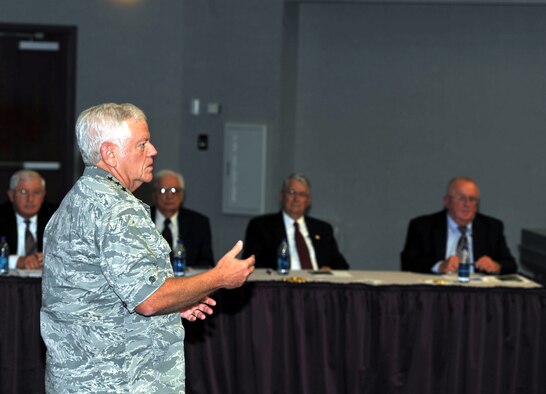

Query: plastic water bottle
[458,243,470,283]
[172,239,186,277]
[277,239,290,275]
[0,236,9,275]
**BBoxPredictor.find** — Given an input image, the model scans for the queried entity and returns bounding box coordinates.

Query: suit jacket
[400,210,517,275]
[0,200,57,254]
[151,206,214,267]
[243,212,349,270]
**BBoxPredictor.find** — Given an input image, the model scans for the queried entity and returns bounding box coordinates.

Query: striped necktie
[24,219,37,256]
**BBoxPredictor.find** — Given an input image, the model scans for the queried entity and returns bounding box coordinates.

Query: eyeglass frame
[448,194,479,205]
[283,188,310,199]
[156,187,183,196]
[12,188,46,198]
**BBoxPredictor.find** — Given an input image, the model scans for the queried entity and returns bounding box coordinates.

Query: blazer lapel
[37,216,45,251]
[275,212,288,242]
[471,215,484,260]
[305,219,320,248]
[433,212,448,260]
[177,210,189,242]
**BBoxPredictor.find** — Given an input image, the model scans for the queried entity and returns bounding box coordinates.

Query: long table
[184,270,545,394]
[1,271,545,394]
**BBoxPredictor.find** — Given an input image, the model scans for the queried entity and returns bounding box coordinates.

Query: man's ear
[7,189,14,203]
[100,142,117,167]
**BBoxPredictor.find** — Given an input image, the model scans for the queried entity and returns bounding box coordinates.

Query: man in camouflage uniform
[40,103,255,393]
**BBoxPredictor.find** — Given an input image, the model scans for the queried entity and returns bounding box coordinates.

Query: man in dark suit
[243,173,348,270]
[401,176,517,275]
[0,169,57,270]
[151,169,214,267]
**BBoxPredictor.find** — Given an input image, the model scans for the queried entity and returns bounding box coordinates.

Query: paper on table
[12,269,42,278]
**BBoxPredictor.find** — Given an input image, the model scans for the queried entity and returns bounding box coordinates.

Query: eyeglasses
[13,189,45,198]
[450,194,479,205]
[157,187,182,196]
[284,189,310,198]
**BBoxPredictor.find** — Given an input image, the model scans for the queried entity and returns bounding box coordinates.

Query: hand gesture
[214,241,255,289]
[180,296,216,321]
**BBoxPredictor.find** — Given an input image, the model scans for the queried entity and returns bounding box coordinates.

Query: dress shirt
[154,210,179,249]
[8,214,38,269]
[282,212,318,270]
[432,214,474,274]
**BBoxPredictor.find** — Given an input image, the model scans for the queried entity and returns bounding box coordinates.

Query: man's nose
[149,143,158,156]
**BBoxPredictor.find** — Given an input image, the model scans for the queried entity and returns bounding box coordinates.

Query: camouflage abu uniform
[41,166,185,393]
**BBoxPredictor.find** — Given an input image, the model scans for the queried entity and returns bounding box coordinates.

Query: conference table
[0,269,544,394]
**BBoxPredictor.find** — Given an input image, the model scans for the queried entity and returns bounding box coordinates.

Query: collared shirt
[41,166,185,393]
[432,213,474,274]
[8,213,38,269]
[282,211,318,270]
[154,210,179,250]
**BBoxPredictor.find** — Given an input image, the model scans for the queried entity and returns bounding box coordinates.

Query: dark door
[0,23,77,204]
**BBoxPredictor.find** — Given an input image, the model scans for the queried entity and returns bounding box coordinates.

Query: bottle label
[458,263,470,283]
[277,257,290,275]
[173,257,186,277]
[0,256,8,273]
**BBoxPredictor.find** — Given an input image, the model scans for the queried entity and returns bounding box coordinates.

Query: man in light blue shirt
[401,176,517,275]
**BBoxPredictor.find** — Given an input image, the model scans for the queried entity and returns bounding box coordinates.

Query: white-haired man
[151,169,214,267]
[0,169,56,270]
[41,103,254,393]
[243,173,348,271]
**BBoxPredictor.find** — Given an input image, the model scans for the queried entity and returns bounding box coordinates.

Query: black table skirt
[1,277,545,394]
[184,281,546,394]
[0,277,44,394]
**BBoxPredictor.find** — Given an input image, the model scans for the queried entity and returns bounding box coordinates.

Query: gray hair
[446,176,478,196]
[154,169,185,191]
[9,169,46,190]
[75,103,147,166]
[281,173,311,192]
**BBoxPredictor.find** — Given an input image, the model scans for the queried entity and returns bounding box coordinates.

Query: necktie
[294,221,312,269]
[456,226,468,259]
[161,218,174,261]
[161,218,173,249]
[24,219,37,256]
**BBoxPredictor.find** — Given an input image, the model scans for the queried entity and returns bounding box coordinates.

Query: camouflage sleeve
[99,207,172,312]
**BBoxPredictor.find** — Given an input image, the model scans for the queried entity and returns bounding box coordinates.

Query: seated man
[401,176,517,275]
[0,169,57,270]
[151,169,214,267]
[243,173,349,270]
